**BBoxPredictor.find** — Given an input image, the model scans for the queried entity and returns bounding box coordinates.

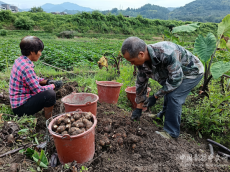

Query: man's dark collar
[147,45,160,66]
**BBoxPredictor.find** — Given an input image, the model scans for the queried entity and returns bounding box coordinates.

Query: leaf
[194,33,216,63]
[19,149,25,153]
[172,23,200,33]
[219,39,227,49]
[32,150,48,169]
[198,132,202,139]
[39,150,48,168]
[35,137,39,145]
[32,151,40,162]
[217,14,230,38]
[211,61,230,79]
[18,128,29,135]
[25,148,35,158]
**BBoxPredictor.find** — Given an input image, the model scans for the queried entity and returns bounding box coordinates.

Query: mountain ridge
[41,2,93,12]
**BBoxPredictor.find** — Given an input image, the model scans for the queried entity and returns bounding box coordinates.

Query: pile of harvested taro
[51,112,94,136]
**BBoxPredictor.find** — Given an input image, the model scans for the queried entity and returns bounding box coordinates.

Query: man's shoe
[147,111,164,119]
[155,131,172,139]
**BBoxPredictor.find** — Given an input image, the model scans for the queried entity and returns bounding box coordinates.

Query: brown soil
[0,82,230,172]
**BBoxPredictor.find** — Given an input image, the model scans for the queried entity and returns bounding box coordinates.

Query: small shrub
[14,16,35,30]
[57,31,75,39]
[43,24,54,33]
[0,29,7,36]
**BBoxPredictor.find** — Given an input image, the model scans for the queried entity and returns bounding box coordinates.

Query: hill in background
[169,0,230,22]
[102,4,170,20]
[41,2,93,12]
[2,0,230,23]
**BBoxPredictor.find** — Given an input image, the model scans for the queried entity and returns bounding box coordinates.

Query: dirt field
[0,82,230,172]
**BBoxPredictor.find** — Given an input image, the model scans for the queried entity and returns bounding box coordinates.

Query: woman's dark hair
[20,36,44,56]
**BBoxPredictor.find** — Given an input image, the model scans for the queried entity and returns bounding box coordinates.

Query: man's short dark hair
[121,37,146,58]
[20,36,44,56]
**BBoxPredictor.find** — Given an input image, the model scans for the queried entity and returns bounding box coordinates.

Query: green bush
[0,10,15,22]
[57,31,75,39]
[43,24,55,33]
[0,23,2,29]
[14,16,35,30]
[0,29,7,36]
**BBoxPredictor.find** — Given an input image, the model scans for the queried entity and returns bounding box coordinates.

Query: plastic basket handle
[61,134,72,140]
[85,102,91,105]
[75,109,83,112]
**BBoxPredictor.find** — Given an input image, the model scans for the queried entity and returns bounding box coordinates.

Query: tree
[29,7,44,13]
[111,8,118,13]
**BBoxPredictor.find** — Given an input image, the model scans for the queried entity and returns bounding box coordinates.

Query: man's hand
[131,108,142,121]
[143,95,157,108]
[47,80,63,91]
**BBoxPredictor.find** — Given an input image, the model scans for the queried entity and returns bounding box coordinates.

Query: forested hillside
[102,4,170,20]
[169,0,230,23]
[0,10,217,38]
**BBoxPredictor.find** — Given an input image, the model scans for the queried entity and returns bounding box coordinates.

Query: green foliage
[211,61,230,79]
[0,29,7,36]
[218,14,230,37]
[57,31,75,39]
[103,3,170,20]
[29,7,44,13]
[0,10,15,22]
[172,23,200,33]
[32,150,48,168]
[182,80,230,147]
[43,23,55,33]
[80,166,88,172]
[14,16,35,30]
[116,65,136,111]
[19,148,35,158]
[194,33,217,63]
[0,104,13,115]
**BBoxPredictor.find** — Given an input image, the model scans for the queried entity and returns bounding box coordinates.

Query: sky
[3,0,195,10]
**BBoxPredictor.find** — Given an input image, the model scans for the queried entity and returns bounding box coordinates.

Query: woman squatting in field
[9,36,63,119]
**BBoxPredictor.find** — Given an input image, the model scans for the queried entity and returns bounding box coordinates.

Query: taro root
[84,112,93,120]
[69,127,78,134]
[73,113,82,120]
[57,126,66,133]
[103,125,112,133]
[117,137,123,146]
[99,136,110,146]
[99,140,105,146]
[132,144,137,149]
[64,118,71,124]
[56,117,65,125]
[71,128,84,135]
[82,119,93,130]
[65,124,71,131]
[72,122,84,128]
[70,117,75,123]
[122,133,127,138]
[7,134,15,144]
[52,112,93,136]
[61,131,68,135]
[66,113,71,118]
[60,122,66,126]
[52,125,58,131]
